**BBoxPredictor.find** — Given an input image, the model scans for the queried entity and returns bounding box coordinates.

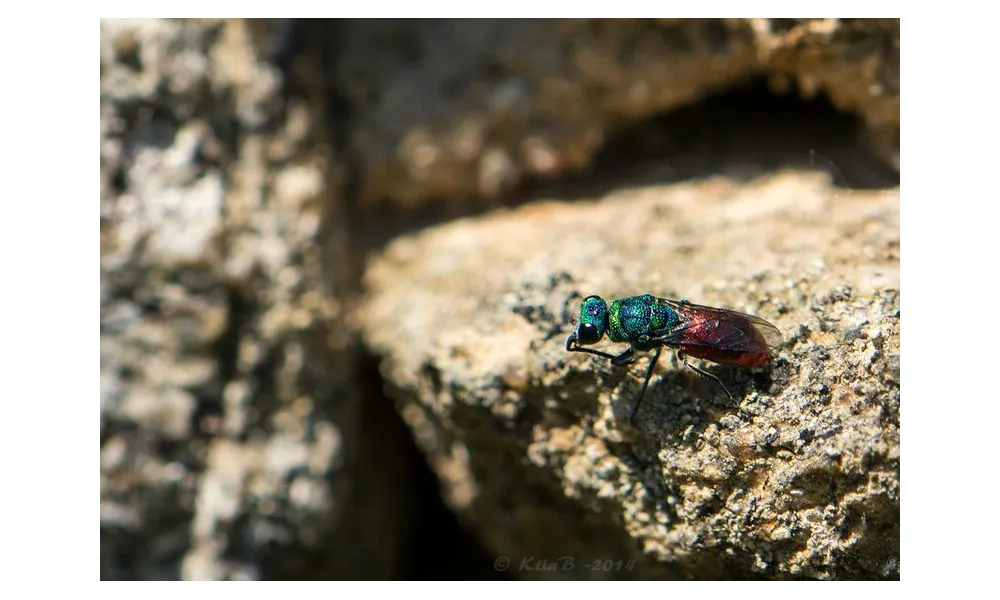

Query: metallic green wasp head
[574,294,609,345]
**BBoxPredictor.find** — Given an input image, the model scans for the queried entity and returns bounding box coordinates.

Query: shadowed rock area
[324,18,898,209]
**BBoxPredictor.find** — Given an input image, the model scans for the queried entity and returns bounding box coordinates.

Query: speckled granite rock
[356,172,900,579]
[100,18,412,580]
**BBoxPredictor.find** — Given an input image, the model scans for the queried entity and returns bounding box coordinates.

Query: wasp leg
[565,332,619,359]
[676,351,735,404]
[609,347,637,366]
[630,347,662,423]
[568,341,638,378]
[566,343,620,361]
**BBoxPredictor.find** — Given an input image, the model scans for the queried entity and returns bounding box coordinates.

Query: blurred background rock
[100,18,899,580]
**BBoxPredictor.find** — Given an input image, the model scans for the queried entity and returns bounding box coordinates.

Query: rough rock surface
[356,172,900,579]
[100,19,412,580]
[326,18,898,209]
[101,18,899,580]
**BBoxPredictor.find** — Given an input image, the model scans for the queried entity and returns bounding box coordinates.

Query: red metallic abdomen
[675,313,773,368]
[679,346,771,369]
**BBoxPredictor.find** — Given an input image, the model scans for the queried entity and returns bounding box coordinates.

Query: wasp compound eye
[576,323,602,345]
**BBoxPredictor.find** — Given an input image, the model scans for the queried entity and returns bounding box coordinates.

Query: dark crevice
[517,77,898,203]
[356,354,503,580]
[347,77,898,292]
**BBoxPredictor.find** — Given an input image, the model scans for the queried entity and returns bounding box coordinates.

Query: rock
[100,18,412,580]
[356,172,900,579]
[320,18,898,209]
[102,17,899,580]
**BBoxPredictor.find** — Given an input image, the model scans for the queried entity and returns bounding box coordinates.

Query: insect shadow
[634,358,762,422]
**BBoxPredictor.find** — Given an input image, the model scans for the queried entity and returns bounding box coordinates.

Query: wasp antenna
[809,149,854,192]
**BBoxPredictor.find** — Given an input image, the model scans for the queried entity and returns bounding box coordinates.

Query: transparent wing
[654,297,782,349]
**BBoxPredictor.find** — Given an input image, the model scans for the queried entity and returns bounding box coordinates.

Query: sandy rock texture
[356,173,899,579]
[101,18,899,580]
